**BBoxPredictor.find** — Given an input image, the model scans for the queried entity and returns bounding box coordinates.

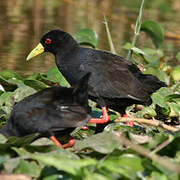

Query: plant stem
[126,0,146,60]
[115,132,180,173]
[104,15,116,54]
[115,117,178,132]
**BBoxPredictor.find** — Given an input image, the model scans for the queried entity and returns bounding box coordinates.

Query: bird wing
[12,87,91,134]
[80,52,149,102]
[45,105,91,132]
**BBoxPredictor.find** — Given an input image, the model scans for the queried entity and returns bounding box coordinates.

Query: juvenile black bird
[26,29,166,123]
[0,73,91,148]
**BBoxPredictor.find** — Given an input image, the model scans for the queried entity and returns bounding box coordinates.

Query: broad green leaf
[45,66,69,86]
[84,170,110,180]
[26,72,41,80]
[144,67,169,85]
[0,70,23,80]
[146,132,169,149]
[171,66,180,82]
[149,171,168,180]
[169,103,180,117]
[33,151,96,175]
[136,106,157,118]
[13,84,37,102]
[99,154,144,179]
[131,46,148,56]
[74,131,123,154]
[151,87,174,107]
[164,94,180,103]
[74,29,98,48]
[141,20,164,49]
[0,92,13,115]
[14,159,41,177]
[0,134,7,144]
[24,79,48,91]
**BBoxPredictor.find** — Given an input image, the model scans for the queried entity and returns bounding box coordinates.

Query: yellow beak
[26,43,44,61]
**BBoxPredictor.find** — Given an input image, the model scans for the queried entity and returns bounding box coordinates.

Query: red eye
[45,38,52,44]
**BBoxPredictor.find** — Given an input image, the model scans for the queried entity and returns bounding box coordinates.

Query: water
[0,0,180,76]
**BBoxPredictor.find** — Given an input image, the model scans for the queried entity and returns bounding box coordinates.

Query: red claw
[123,114,134,126]
[88,107,109,124]
[50,136,75,149]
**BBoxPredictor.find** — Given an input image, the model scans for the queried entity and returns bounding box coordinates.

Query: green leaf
[171,66,180,82]
[169,103,180,117]
[26,72,41,80]
[131,46,148,56]
[141,20,164,49]
[45,66,69,86]
[149,171,168,180]
[13,84,37,102]
[0,70,23,81]
[24,79,48,91]
[74,131,123,154]
[136,106,157,118]
[73,29,98,48]
[164,94,180,103]
[99,154,144,179]
[151,87,174,107]
[32,150,96,175]
[14,159,41,177]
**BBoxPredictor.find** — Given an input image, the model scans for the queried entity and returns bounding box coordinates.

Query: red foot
[62,139,76,149]
[50,136,63,148]
[123,114,134,126]
[50,136,75,149]
[88,107,109,124]
[81,126,88,130]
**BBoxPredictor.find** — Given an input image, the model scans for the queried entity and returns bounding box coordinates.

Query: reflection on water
[0,0,180,75]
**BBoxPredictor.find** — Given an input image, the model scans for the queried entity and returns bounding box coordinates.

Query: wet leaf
[32,150,96,175]
[13,84,37,102]
[45,66,69,86]
[141,20,164,49]
[136,106,157,118]
[171,66,180,82]
[74,131,123,154]
[14,159,41,177]
[74,29,98,48]
[24,79,48,91]
[0,70,23,81]
[99,154,144,179]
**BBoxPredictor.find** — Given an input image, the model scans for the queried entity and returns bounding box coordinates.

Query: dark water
[0,0,180,76]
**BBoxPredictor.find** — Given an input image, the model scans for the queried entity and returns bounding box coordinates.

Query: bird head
[26,29,77,61]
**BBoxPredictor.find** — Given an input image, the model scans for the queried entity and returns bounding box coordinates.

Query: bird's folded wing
[81,59,149,101]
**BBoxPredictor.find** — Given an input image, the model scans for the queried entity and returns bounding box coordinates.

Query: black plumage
[26,29,166,116]
[0,73,91,147]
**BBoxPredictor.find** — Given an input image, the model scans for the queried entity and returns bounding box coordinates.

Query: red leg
[50,136,63,148]
[123,114,134,126]
[62,138,76,149]
[88,106,109,124]
[50,136,76,149]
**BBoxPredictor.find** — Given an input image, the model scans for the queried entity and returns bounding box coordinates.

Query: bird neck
[55,35,79,56]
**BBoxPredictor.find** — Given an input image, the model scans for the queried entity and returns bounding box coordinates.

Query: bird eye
[45,38,52,44]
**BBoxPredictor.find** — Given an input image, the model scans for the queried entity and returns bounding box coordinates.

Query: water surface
[0,0,180,75]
